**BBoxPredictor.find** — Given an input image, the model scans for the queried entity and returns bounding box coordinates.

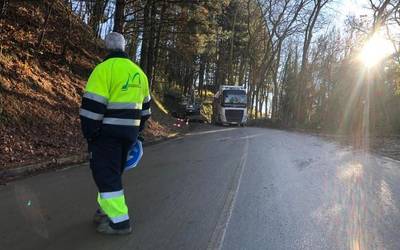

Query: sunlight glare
[359,34,395,68]
[338,163,363,181]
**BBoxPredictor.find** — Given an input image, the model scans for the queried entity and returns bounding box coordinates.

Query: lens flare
[359,34,394,68]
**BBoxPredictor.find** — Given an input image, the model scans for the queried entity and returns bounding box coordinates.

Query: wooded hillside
[0,0,175,167]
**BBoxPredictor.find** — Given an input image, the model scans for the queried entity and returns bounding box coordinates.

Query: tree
[295,0,331,125]
[88,0,109,36]
[37,1,56,49]
[0,0,8,18]
[66,0,399,134]
[113,0,126,33]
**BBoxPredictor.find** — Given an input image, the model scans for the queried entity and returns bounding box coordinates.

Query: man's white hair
[105,32,126,51]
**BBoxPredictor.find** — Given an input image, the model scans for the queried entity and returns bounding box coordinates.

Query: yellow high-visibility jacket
[79,51,151,141]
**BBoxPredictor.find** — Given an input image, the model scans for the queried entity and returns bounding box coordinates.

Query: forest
[2,0,400,134]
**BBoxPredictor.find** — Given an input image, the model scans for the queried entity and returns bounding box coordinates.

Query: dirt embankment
[0,1,178,170]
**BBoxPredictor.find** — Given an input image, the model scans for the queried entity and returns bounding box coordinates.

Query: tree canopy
[68,0,400,134]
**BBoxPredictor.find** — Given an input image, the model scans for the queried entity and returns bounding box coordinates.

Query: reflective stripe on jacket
[80,51,151,141]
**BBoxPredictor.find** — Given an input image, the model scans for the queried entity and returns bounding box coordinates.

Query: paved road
[1,127,400,250]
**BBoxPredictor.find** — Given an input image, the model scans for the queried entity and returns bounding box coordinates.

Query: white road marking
[207,133,249,250]
[215,132,268,142]
[186,128,237,137]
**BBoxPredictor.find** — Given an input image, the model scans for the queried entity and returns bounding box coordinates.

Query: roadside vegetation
[0,0,399,167]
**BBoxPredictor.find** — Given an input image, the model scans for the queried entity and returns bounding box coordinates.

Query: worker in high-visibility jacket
[79,32,151,235]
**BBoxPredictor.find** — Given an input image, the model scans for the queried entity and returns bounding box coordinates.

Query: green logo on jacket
[122,73,141,91]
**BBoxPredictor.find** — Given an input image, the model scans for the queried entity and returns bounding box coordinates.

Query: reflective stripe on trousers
[97,191,129,224]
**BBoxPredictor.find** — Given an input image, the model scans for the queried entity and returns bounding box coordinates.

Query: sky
[333,0,370,25]
[329,0,399,39]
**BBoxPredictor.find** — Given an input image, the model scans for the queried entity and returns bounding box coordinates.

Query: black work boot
[93,209,108,225]
[96,221,132,235]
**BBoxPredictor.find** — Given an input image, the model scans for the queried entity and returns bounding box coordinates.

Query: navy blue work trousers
[88,135,133,192]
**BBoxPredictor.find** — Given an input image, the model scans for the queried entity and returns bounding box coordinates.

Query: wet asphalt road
[1,127,400,250]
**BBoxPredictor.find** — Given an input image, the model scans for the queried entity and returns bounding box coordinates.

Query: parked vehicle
[212,85,247,126]
[171,93,205,122]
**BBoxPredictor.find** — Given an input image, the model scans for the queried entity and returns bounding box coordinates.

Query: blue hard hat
[124,140,143,171]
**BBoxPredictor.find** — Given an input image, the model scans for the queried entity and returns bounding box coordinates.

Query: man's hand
[138,134,144,142]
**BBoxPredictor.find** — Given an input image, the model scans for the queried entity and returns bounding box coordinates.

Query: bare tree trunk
[271,82,278,120]
[248,67,254,118]
[228,3,238,84]
[238,56,246,85]
[37,1,55,49]
[61,3,72,59]
[265,84,270,118]
[203,62,209,97]
[140,0,151,74]
[146,0,156,89]
[259,86,265,118]
[296,0,330,125]
[271,44,282,121]
[198,54,206,99]
[151,1,167,90]
[88,0,105,36]
[278,77,285,121]
[255,85,260,119]
[0,0,8,18]
[113,0,126,33]
[251,88,256,119]
[128,30,139,60]
[78,1,84,19]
